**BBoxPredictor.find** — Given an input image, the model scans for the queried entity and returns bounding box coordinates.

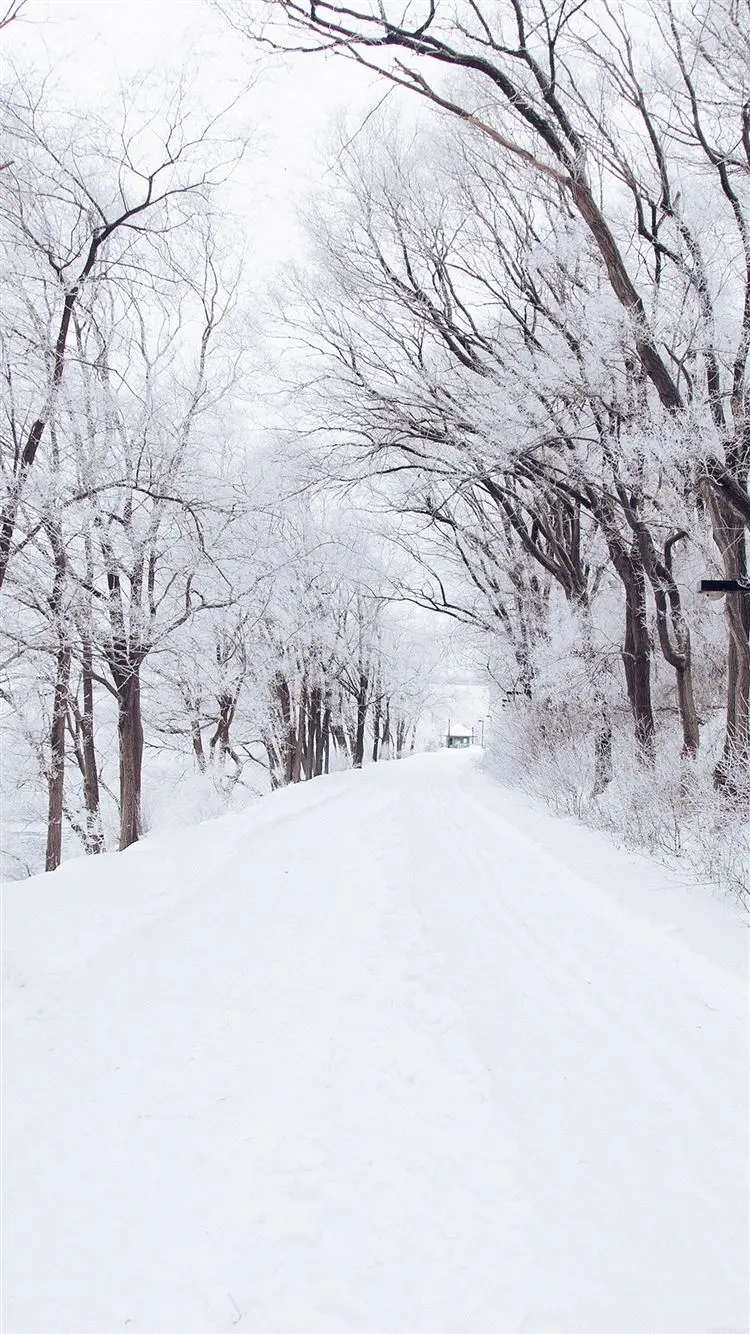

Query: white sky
[4,0,389,271]
[2,1,487,719]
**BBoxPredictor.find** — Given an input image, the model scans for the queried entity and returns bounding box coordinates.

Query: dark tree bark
[115,668,144,851]
[576,604,613,798]
[291,689,305,784]
[210,692,240,768]
[191,717,207,772]
[330,719,349,761]
[322,704,331,775]
[309,686,325,777]
[264,732,283,790]
[272,673,296,786]
[381,701,391,759]
[353,669,369,769]
[649,549,700,761]
[45,639,71,872]
[705,489,750,790]
[589,490,656,761]
[608,460,701,758]
[67,640,106,854]
[371,684,382,763]
[620,560,656,762]
[591,693,613,797]
[44,520,70,871]
[80,641,104,842]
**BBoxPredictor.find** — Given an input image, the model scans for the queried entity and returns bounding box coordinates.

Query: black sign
[699,579,750,594]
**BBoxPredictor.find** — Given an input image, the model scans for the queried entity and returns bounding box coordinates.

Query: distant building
[445,723,473,749]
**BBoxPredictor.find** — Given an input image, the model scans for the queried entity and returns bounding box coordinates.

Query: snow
[2,751,748,1334]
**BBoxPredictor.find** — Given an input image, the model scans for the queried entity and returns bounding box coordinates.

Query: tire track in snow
[379,760,748,1333]
[3,752,747,1333]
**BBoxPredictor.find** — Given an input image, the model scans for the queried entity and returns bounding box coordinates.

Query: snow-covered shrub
[488,702,748,901]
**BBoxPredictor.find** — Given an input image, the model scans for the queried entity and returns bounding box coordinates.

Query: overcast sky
[1,0,488,718]
[3,0,388,271]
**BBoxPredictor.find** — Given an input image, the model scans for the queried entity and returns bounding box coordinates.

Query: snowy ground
[2,750,748,1334]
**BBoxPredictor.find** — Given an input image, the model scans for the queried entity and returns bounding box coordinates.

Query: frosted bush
[489,699,748,902]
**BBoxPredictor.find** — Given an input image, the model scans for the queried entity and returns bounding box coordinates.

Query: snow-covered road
[3,752,748,1333]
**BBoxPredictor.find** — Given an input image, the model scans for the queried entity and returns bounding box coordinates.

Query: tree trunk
[264,734,283,789]
[322,705,331,775]
[45,641,71,872]
[603,529,656,762]
[353,670,369,769]
[117,669,144,850]
[274,674,295,786]
[576,601,613,797]
[44,517,71,871]
[330,720,348,761]
[210,693,239,766]
[191,717,207,772]
[185,684,206,773]
[80,642,105,852]
[719,626,750,790]
[372,688,382,763]
[651,589,701,760]
[291,691,304,783]
[625,519,700,759]
[307,684,323,779]
[591,690,613,797]
[705,488,750,791]
[621,563,656,761]
[67,668,105,855]
[311,689,326,777]
[381,702,391,759]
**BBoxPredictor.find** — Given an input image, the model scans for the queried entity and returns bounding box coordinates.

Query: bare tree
[231,0,749,782]
[0,74,239,595]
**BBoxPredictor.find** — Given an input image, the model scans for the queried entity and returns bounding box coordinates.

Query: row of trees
[4,0,748,880]
[232,0,750,807]
[0,64,428,877]
[155,506,428,797]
